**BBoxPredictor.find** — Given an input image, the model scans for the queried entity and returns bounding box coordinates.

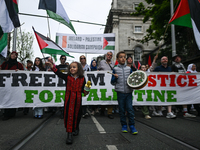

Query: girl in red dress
[46,61,89,144]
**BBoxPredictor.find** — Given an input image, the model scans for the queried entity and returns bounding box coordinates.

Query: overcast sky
[18,0,112,65]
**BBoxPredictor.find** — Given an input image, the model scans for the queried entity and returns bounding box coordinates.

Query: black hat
[27,60,33,64]
[172,54,181,61]
[126,56,133,60]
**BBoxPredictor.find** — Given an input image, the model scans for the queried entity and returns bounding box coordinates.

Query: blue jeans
[117,92,135,126]
[34,107,43,116]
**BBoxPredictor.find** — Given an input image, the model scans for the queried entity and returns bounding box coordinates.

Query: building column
[112,17,119,61]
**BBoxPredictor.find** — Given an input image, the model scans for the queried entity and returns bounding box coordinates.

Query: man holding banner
[98,51,115,119]
[171,54,196,118]
[154,56,176,119]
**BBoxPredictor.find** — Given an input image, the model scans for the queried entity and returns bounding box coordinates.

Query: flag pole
[170,0,176,57]
[12,0,19,52]
[46,12,51,39]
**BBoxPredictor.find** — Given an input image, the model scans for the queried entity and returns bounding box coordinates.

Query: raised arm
[46,62,68,81]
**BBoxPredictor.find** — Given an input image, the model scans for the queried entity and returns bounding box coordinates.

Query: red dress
[52,66,85,133]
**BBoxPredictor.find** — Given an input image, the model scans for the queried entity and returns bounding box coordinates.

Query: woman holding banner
[186,64,200,116]
[32,57,46,119]
[89,59,99,115]
[0,51,24,121]
[80,55,90,118]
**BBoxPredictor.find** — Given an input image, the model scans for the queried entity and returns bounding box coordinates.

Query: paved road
[0,109,199,150]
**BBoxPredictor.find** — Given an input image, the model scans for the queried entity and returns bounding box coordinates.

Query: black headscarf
[7,57,18,69]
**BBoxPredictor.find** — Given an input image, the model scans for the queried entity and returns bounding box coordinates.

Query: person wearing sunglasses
[56,55,68,74]
[79,55,90,118]
[80,55,90,71]
[56,55,69,119]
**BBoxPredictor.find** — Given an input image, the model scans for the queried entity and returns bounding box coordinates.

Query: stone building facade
[104,0,157,63]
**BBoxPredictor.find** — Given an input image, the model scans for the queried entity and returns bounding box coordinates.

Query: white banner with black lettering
[56,33,115,54]
[0,70,200,108]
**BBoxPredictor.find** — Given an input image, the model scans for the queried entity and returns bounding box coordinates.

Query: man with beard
[98,51,115,119]
[154,56,176,119]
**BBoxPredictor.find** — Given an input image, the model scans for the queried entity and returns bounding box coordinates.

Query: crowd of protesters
[0,51,199,127]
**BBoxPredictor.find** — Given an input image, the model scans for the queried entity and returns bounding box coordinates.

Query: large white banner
[56,33,115,54]
[0,70,200,108]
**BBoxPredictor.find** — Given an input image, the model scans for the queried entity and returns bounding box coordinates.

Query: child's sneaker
[129,125,138,135]
[122,125,128,133]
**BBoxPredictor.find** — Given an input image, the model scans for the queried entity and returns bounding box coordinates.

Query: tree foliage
[16,30,34,63]
[132,0,199,64]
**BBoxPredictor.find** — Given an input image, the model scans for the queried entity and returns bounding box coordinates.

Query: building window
[134,46,142,61]
[133,3,139,10]
[134,26,142,33]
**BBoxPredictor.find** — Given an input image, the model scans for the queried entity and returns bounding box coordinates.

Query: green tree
[16,29,34,63]
[132,0,199,65]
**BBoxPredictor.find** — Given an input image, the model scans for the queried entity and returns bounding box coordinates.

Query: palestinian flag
[137,61,141,70]
[0,33,8,58]
[0,0,20,35]
[38,0,76,34]
[32,27,74,58]
[169,0,200,49]
[169,0,192,28]
[12,0,19,13]
[103,35,115,50]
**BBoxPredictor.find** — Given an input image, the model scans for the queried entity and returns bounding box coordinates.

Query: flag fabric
[137,61,141,70]
[187,0,200,50]
[103,36,115,50]
[33,27,74,58]
[148,55,152,67]
[0,27,3,38]
[133,62,136,70]
[38,0,76,34]
[169,0,200,50]
[0,0,20,34]
[0,33,8,58]
[12,0,19,13]
[114,60,118,67]
[169,0,192,28]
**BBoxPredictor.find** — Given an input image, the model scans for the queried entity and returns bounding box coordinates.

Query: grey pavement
[0,108,200,150]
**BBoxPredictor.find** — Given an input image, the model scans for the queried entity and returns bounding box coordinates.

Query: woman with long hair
[32,57,45,119]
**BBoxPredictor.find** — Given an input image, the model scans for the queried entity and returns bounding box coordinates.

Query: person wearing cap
[23,60,33,115]
[26,60,33,71]
[171,55,196,118]
[171,55,186,73]
[0,51,24,120]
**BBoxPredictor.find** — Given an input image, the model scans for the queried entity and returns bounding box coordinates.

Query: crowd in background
[0,51,200,121]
